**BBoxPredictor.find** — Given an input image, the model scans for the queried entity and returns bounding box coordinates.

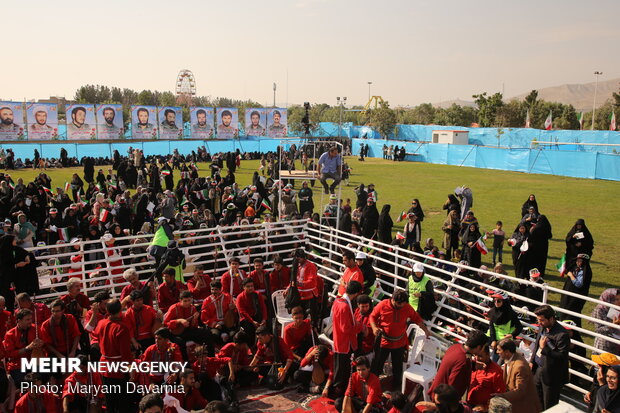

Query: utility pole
[273,82,277,107]
[592,71,603,130]
[337,96,347,138]
[367,82,372,101]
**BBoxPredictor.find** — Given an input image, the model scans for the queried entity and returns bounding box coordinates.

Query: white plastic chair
[402,336,442,401]
[272,290,293,336]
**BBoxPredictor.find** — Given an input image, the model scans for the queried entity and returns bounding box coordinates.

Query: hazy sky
[3,0,619,107]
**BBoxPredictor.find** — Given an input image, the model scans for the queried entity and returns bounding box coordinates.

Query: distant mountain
[511,78,620,111]
[433,99,476,109]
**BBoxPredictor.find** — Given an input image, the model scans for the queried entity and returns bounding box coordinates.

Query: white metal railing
[304,220,619,407]
[25,219,618,408]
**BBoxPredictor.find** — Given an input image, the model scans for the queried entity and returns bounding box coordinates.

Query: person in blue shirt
[317,146,342,194]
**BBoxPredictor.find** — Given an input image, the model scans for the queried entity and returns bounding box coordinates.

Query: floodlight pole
[592,71,602,130]
[367,82,372,101]
[273,83,277,107]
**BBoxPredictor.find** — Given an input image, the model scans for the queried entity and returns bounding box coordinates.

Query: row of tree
[71,84,620,136]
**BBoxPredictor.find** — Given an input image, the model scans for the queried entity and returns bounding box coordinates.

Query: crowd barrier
[351,138,620,181]
[27,220,620,408]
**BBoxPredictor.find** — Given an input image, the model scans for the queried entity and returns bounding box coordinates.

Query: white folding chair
[402,336,442,401]
[272,289,293,336]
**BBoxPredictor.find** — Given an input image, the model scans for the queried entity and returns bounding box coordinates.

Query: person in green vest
[155,240,186,283]
[488,291,523,361]
[149,216,174,267]
[407,262,436,320]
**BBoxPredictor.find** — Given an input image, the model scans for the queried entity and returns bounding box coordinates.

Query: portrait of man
[246,110,265,136]
[191,108,214,139]
[28,105,56,140]
[161,109,178,130]
[67,106,94,139]
[0,105,23,140]
[216,109,238,139]
[98,106,122,139]
[268,109,287,138]
[133,106,156,139]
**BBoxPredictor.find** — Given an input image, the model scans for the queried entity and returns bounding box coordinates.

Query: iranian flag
[195,189,210,200]
[7,176,14,189]
[64,182,71,192]
[99,209,109,222]
[396,232,405,240]
[525,110,531,128]
[544,111,553,130]
[611,112,617,131]
[475,237,488,255]
[161,170,171,176]
[94,183,102,192]
[577,112,584,130]
[260,198,272,212]
[556,253,567,277]
[57,227,71,242]
[108,180,117,189]
[42,186,53,194]
[180,195,189,206]
[396,210,407,223]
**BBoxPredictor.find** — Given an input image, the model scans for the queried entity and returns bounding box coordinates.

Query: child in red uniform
[140,328,183,385]
[355,294,375,357]
[249,258,268,295]
[268,255,290,292]
[220,257,247,297]
[200,280,236,345]
[283,306,313,361]
[14,373,61,413]
[157,268,187,314]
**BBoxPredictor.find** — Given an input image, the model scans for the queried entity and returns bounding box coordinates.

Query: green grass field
[5,158,619,313]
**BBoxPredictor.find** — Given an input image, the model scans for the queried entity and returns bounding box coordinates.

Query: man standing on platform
[318,145,342,194]
[331,280,363,397]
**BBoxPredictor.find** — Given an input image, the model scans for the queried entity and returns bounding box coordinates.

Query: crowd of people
[0,144,616,413]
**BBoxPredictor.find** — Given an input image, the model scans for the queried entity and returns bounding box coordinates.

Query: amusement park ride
[175,69,197,105]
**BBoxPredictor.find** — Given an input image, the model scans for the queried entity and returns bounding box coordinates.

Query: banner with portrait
[267,108,288,138]
[26,102,59,140]
[215,108,239,139]
[66,104,97,140]
[158,106,183,139]
[189,107,214,139]
[0,101,25,141]
[245,108,267,137]
[96,104,124,139]
[131,105,158,139]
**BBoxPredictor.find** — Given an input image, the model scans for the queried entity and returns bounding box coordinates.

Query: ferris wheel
[175,69,196,104]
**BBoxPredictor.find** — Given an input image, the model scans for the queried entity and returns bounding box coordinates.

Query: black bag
[284,258,302,311]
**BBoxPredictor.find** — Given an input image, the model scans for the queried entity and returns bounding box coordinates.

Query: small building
[432,130,469,145]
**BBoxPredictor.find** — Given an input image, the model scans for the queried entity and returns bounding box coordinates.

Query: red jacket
[338,266,364,296]
[0,308,15,337]
[283,319,312,352]
[15,302,51,324]
[193,356,230,379]
[428,343,471,399]
[467,360,506,409]
[84,309,108,344]
[187,274,212,301]
[157,280,187,313]
[221,269,247,297]
[200,293,234,327]
[164,303,199,332]
[249,269,268,293]
[236,291,267,323]
[332,295,362,354]
[40,314,81,354]
[296,260,319,300]
[218,342,251,366]
[62,371,104,402]
[165,387,208,413]
[60,293,91,320]
[125,305,158,340]
[94,318,133,378]
[300,345,334,381]
[14,392,60,413]
[120,282,153,307]
[269,267,291,291]
[369,299,422,349]
[141,342,183,382]
[355,308,375,354]
[255,336,294,363]
[346,371,382,405]
[3,324,44,371]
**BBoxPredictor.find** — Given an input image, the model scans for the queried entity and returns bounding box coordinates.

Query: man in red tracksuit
[200,280,236,345]
[157,268,187,314]
[355,294,375,357]
[338,250,364,297]
[221,257,247,297]
[236,278,268,344]
[283,306,313,361]
[428,329,488,399]
[292,249,319,324]
[249,258,268,295]
[90,299,134,413]
[165,369,208,413]
[40,299,81,359]
[268,255,290,291]
[370,290,430,391]
[125,290,161,351]
[331,280,363,397]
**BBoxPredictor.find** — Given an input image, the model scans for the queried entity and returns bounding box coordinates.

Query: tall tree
[472,92,504,127]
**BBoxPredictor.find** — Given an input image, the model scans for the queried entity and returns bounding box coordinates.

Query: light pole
[592,71,603,130]
[273,82,277,107]
[367,82,372,101]
[337,96,347,138]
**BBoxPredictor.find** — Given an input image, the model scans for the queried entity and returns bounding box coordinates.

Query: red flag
[475,237,488,255]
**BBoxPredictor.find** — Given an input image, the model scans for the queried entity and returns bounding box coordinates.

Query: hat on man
[329,194,338,200]
[412,262,424,273]
[491,291,509,300]
[101,233,113,243]
[355,251,367,260]
[49,208,58,214]
[157,217,168,223]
